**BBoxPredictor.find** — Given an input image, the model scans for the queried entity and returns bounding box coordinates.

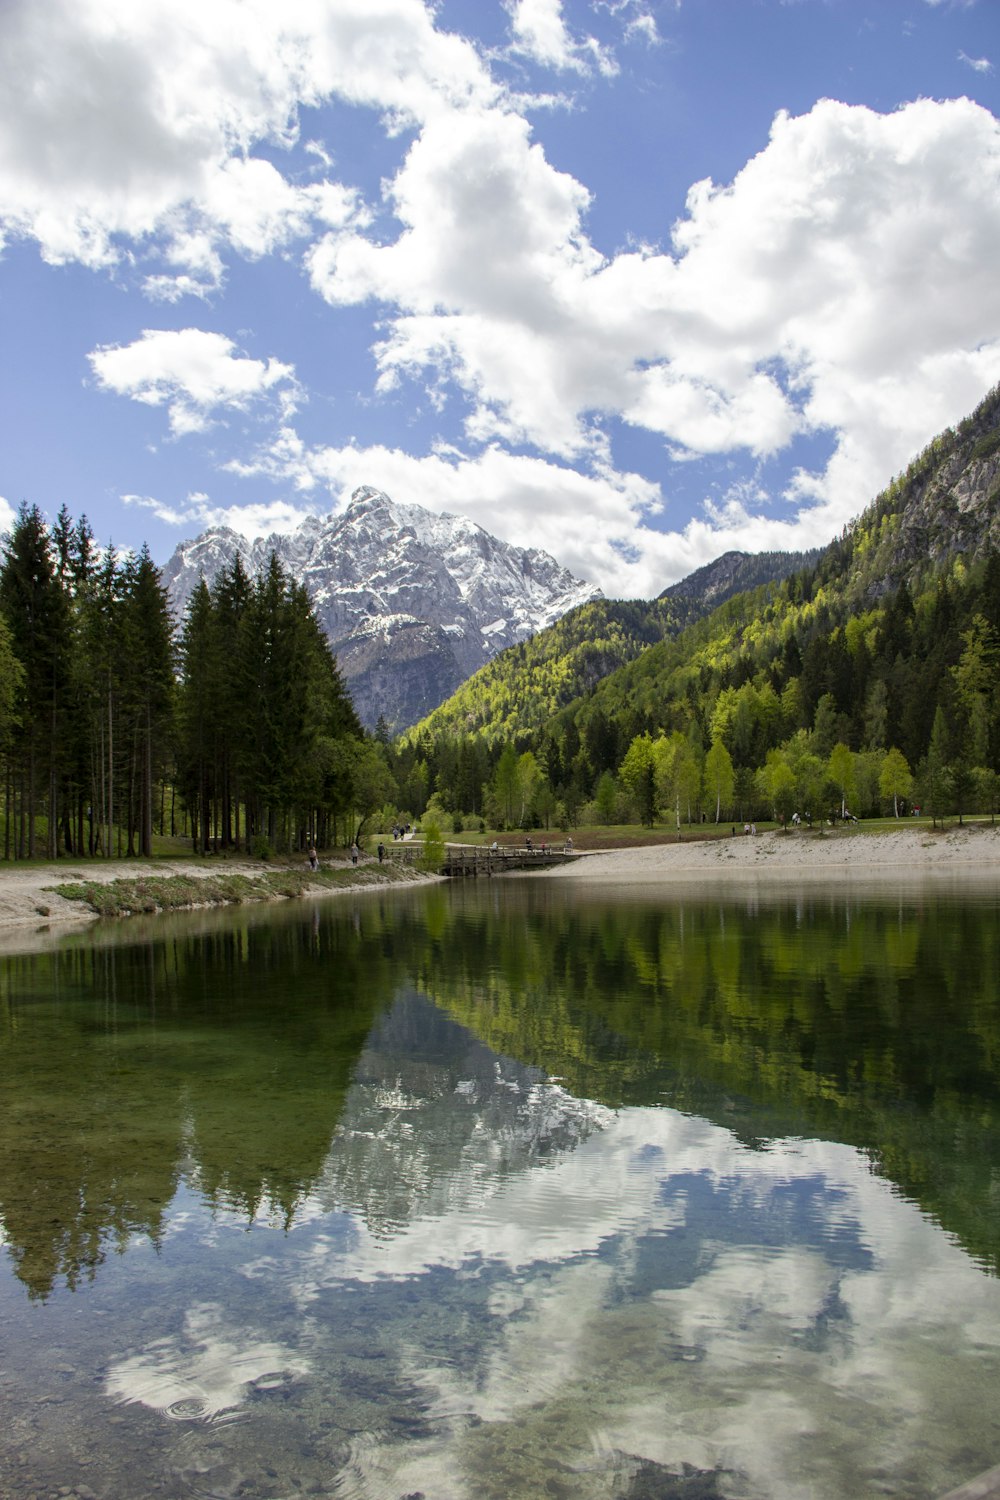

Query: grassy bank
[52,860,431,918]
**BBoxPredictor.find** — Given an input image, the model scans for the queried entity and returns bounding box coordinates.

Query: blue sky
[1,0,998,596]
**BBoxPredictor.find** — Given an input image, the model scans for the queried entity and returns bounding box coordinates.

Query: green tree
[861,678,889,750]
[785,733,827,824]
[828,743,857,820]
[419,814,445,872]
[703,739,735,823]
[974,765,1000,824]
[758,751,796,826]
[654,732,700,830]
[813,694,847,759]
[491,743,521,828]
[0,504,71,857]
[517,750,543,827]
[119,546,175,856]
[879,747,913,819]
[594,770,618,824]
[350,739,395,844]
[952,613,999,770]
[177,579,220,854]
[920,708,952,827]
[619,733,657,825]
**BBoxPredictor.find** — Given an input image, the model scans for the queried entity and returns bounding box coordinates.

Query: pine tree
[212,556,252,848]
[177,579,219,854]
[0,505,71,856]
[120,547,175,856]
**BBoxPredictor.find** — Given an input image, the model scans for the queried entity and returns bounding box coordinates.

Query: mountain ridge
[162,486,601,731]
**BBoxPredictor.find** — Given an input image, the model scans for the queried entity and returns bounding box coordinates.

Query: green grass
[51,860,429,918]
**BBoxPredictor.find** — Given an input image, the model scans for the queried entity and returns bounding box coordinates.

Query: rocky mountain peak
[162,488,601,731]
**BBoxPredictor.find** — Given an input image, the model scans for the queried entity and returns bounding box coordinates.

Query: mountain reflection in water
[1,880,1000,1499]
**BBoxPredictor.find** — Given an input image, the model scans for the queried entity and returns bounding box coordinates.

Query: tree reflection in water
[3,882,1000,1498]
[2,883,1000,1298]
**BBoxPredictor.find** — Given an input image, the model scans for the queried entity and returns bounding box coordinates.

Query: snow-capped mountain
[162,486,601,729]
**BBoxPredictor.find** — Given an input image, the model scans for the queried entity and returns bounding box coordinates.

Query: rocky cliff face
[824,385,1000,602]
[876,429,1000,582]
[660,547,822,608]
[162,486,601,730]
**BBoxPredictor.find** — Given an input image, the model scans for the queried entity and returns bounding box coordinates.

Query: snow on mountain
[162,486,601,730]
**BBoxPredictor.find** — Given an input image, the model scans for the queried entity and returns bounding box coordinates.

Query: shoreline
[0,825,997,949]
[542,823,1000,889]
[0,854,439,947]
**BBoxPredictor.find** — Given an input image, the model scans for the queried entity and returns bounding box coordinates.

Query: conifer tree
[0,504,71,856]
[119,546,174,856]
[177,578,219,853]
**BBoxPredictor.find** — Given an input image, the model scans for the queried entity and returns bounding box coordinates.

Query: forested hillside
[405,597,692,747]
[0,505,387,860]
[384,382,1000,832]
[407,550,816,749]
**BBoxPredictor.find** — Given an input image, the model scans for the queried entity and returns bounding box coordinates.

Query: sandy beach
[544,822,1000,891]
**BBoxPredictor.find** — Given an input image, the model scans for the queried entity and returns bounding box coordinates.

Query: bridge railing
[375,841,576,874]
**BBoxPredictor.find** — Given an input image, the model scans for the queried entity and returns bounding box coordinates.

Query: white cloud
[958,50,994,73]
[624,12,661,46]
[309,93,1000,560]
[89,329,300,437]
[0,0,492,280]
[16,1,1000,585]
[506,0,616,76]
[123,490,315,540]
[508,0,584,71]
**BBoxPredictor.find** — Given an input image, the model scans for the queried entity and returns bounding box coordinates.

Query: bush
[252,833,272,861]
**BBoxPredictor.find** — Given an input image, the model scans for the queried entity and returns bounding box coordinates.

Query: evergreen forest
[0,504,390,860]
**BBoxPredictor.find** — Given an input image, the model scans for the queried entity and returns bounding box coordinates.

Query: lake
[2,876,1000,1500]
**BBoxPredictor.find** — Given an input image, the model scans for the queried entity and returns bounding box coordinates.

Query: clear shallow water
[2,880,1000,1499]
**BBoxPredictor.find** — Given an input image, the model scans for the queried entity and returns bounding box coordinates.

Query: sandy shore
[544,823,1000,890]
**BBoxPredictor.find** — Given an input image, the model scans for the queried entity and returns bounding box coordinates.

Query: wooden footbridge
[389,842,577,877]
[441,844,574,877]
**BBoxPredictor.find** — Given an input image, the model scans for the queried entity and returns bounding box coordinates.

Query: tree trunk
[27,746,35,859]
[106,684,114,860]
[142,702,153,857]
